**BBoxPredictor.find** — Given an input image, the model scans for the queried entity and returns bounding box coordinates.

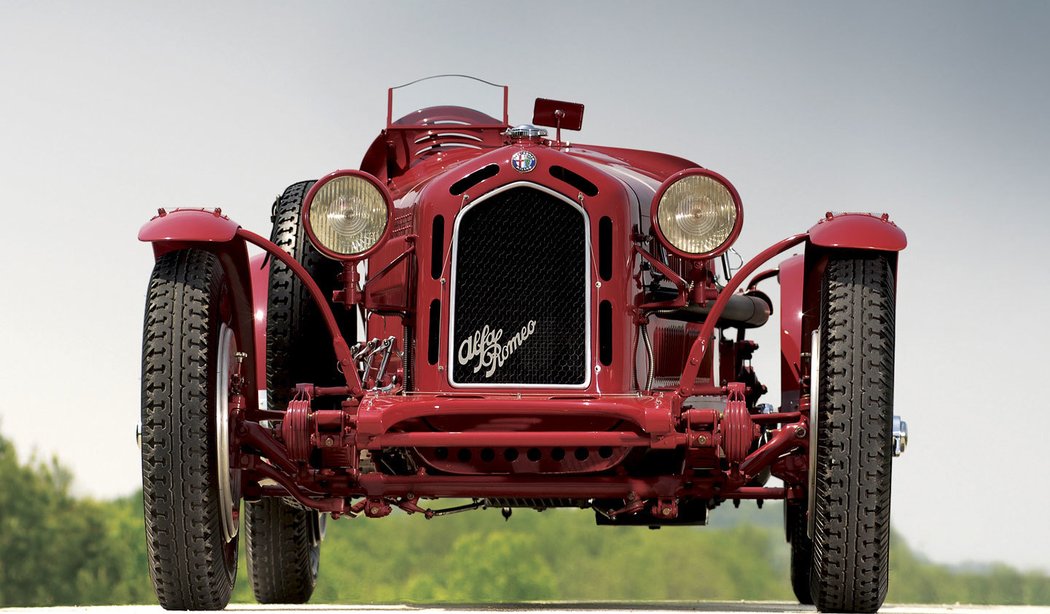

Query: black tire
[245,498,322,603]
[267,180,353,411]
[141,249,239,610]
[810,253,895,613]
[786,502,814,605]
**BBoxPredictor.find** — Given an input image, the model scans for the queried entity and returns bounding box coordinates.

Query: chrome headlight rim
[303,170,393,261]
[651,168,743,259]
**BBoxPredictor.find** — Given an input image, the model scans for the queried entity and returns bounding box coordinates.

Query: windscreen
[388,74,508,128]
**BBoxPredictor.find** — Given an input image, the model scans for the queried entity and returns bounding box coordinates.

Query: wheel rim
[215,322,240,543]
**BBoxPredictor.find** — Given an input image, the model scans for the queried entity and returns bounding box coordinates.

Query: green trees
[0,433,151,606]
[888,534,1050,605]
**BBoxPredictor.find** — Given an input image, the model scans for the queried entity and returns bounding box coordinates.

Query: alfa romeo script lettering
[457,321,538,378]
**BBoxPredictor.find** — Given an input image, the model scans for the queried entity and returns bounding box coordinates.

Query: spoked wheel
[245,499,324,603]
[141,249,241,610]
[809,253,896,613]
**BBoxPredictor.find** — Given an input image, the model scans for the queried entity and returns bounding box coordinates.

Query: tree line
[1,430,1047,606]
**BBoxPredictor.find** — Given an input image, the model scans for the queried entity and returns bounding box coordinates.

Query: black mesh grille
[452,187,587,385]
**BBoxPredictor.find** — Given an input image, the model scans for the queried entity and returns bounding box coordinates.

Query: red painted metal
[246,473,790,503]
[634,245,689,310]
[777,255,805,412]
[721,383,754,464]
[282,397,312,463]
[353,393,682,449]
[237,228,363,396]
[249,253,269,393]
[739,419,808,481]
[361,236,415,311]
[372,431,653,448]
[808,212,907,251]
[747,268,778,291]
[533,98,585,142]
[248,460,347,514]
[141,79,907,530]
[240,422,298,475]
[677,233,807,395]
[138,208,240,246]
[533,98,584,131]
[350,474,785,500]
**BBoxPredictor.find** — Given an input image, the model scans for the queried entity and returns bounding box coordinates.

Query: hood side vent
[450,164,500,195]
[550,165,599,197]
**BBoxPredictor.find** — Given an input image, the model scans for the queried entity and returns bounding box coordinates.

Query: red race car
[139,76,907,612]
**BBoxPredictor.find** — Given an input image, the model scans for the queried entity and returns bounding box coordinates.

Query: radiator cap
[506,124,548,140]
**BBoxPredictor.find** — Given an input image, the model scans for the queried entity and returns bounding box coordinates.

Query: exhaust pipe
[655,290,771,329]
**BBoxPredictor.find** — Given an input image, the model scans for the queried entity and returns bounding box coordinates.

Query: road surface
[3,604,1049,614]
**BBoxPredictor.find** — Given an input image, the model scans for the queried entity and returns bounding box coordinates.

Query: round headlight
[305,172,391,259]
[653,171,741,257]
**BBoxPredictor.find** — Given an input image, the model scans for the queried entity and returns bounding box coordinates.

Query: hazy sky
[1,1,1048,572]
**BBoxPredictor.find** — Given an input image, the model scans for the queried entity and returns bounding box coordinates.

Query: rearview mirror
[533,98,584,132]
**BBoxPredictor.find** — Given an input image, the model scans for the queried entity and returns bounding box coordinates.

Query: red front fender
[775,213,906,411]
[139,208,260,412]
[138,208,241,255]
[807,212,907,251]
[777,255,805,413]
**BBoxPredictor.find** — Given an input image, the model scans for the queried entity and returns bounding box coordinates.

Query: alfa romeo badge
[510,150,537,173]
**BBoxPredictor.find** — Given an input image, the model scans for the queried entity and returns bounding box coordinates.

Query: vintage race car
[139,76,907,612]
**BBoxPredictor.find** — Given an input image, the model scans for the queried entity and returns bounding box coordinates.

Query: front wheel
[245,498,323,603]
[809,253,896,613]
[785,501,814,605]
[141,249,240,610]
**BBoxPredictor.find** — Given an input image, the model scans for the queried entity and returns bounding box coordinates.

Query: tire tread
[141,250,236,610]
[266,180,349,410]
[246,499,318,603]
[810,254,895,613]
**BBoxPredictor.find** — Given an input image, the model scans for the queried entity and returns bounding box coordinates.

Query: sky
[1,0,1048,572]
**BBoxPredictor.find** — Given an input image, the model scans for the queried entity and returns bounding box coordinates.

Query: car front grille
[450,186,588,386]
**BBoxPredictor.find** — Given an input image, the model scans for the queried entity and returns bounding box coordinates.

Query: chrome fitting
[892,415,908,457]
